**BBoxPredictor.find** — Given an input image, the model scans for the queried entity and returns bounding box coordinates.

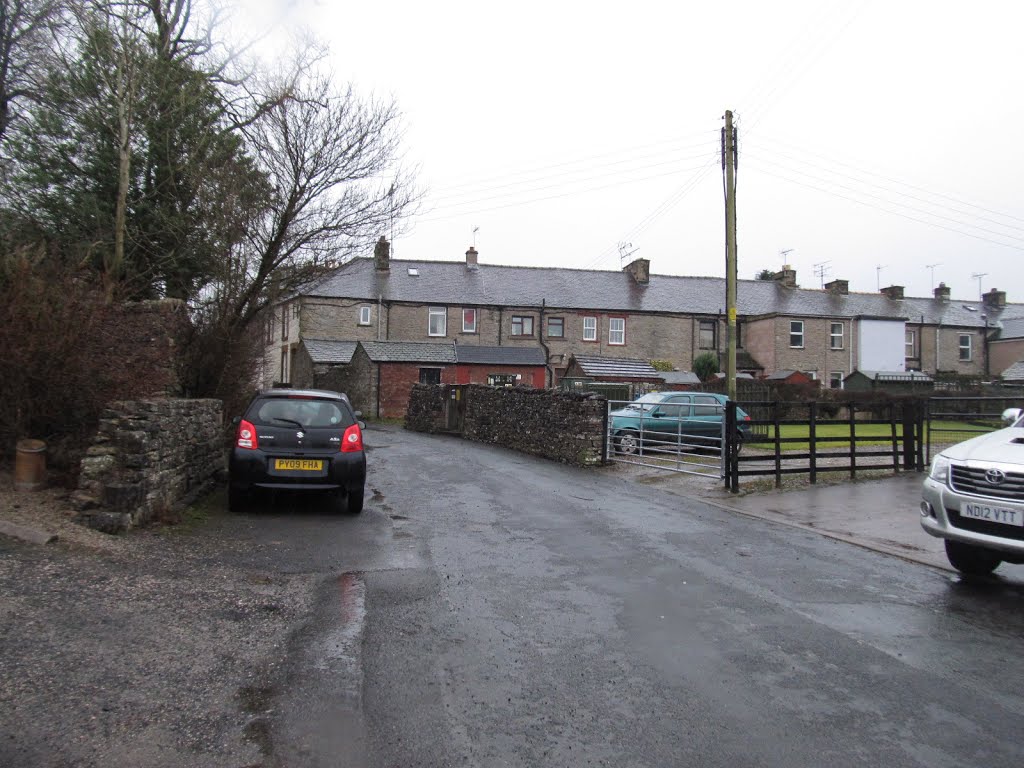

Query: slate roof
[302,339,358,364]
[852,370,934,382]
[659,371,701,385]
[359,341,456,364]
[764,369,804,381]
[570,355,661,379]
[996,318,1024,340]
[454,345,545,366]
[304,257,1024,329]
[1002,361,1024,381]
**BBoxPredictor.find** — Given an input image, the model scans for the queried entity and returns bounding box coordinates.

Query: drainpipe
[539,299,552,387]
[498,307,503,345]
[377,294,383,340]
[935,323,941,371]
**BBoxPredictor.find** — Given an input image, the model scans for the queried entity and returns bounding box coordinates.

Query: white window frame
[583,316,597,342]
[609,317,625,346]
[358,306,372,326]
[789,320,804,349]
[830,322,844,350]
[906,329,916,358]
[829,371,844,389]
[281,304,290,340]
[462,308,477,333]
[428,307,447,337]
[959,333,972,361]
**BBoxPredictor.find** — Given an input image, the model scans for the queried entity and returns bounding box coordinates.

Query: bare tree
[0,0,69,144]
[230,70,419,325]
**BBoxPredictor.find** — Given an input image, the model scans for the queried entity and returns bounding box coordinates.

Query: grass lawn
[750,419,999,452]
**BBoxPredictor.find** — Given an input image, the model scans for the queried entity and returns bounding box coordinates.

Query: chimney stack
[374,235,390,271]
[465,246,479,270]
[774,265,797,288]
[982,287,1007,309]
[624,257,650,285]
[934,282,951,301]
[824,279,849,296]
[881,285,904,300]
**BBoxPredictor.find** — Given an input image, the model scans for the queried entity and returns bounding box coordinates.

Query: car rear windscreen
[250,398,355,429]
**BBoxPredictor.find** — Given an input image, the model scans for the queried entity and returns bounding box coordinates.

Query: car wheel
[228,485,246,513]
[734,432,745,455]
[615,430,640,456]
[346,484,365,515]
[944,540,1002,576]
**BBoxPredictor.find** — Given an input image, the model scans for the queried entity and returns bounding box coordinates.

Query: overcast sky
[229,0,1023,304]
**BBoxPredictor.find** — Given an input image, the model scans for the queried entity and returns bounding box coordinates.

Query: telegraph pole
[722,110,738,400]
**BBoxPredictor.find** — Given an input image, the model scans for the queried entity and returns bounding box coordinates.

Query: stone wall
[405,384,606,467]
[74,399,224,533]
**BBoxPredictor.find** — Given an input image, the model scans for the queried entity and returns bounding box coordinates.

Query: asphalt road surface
[3,424,1024,767]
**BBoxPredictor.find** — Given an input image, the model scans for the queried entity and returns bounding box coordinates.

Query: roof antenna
[971,272,987,299]
[779,248,793,267]
[618,241,638,265]
[813,260,831,288]
[925,263,942,291]
[876,264,886,291]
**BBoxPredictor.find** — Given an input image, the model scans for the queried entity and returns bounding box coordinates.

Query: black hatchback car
[228,389,366,513]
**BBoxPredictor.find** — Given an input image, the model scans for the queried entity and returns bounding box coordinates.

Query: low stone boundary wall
[405,384,606,467]
[74,399,224,533]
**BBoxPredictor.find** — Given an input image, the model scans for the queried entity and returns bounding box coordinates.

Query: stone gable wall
[74,399,224,533]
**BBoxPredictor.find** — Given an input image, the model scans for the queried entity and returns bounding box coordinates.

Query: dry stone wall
[406,384,606,466]
[74,399,224,533]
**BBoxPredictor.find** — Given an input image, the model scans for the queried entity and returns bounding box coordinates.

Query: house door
[445,385,467,432]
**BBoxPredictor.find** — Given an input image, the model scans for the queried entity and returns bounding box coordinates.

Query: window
[547,317,564,338]
[608,317,625,345]
[905,330,916,358]
[462,308,477,333]
[487,374,517,387]
[265,314,275,345]
[699,320,717,350]
[583,316,597,342]
[693,395,723,416]
[281,304,289,340]
[959,334,972,361]
[789,320,804,348]
[292,303,300,318]
[511,315,534,337]
[359,306,372,326]
[428,307,447,337]
[829,371,844,390]
[419,368,442,384]
[830,322,844,350]
[280,348,289,383]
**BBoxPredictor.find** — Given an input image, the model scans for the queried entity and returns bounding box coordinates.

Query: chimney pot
[774,266,797,288]
[825,279,849,296]
[934,282,951,300]
[982,287,1007,309]
[465,246,478,269]
[624,257,650,285]
[374,235,390,271]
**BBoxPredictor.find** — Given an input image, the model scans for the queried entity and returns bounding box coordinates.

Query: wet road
[325,426,1024,767]
[3,424,1024,767]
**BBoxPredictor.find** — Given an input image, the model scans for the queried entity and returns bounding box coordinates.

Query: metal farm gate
[604,396,727,478]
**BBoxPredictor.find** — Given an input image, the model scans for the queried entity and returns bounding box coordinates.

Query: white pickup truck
[921,407,1024,575]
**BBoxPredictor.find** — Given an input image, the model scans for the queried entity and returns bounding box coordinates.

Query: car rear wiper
[271,418,303,429]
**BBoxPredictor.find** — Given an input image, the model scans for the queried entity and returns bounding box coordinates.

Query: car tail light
[236,419,258,450]
[341,423,363,452]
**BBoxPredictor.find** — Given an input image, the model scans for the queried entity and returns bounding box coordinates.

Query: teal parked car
[609,391,751,455]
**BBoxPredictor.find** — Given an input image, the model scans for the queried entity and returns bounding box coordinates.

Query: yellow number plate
[274,459,324,471]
